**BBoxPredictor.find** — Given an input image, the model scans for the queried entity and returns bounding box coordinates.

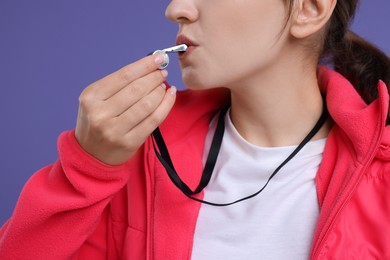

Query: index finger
[91,53,166,100]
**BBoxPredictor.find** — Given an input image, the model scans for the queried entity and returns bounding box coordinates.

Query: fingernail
[161,70,168,78]
[161,83,166,90]
[170,86,177,95]
[154,54,164,64]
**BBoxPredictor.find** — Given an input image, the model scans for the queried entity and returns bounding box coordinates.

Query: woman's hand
[75,54,176,165]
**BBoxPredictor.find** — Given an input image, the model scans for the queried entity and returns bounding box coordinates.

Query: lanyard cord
[151,103,328,207]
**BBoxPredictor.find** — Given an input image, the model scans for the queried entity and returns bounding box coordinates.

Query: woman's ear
[290,0,337,39]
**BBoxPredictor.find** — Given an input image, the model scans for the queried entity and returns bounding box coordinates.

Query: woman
[1,0,390,259]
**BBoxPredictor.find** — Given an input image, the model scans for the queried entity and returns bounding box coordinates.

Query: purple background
[0,0,389,225]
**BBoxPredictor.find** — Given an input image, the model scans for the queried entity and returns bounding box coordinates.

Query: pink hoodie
[1,67,390,259]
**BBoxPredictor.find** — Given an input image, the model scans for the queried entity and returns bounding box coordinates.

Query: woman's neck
[227,65,331,147]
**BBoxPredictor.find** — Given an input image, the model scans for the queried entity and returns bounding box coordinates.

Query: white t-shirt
[191,111,326,260]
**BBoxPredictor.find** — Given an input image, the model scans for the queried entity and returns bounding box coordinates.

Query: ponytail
[331,31,390,105]
[321,0,390,116]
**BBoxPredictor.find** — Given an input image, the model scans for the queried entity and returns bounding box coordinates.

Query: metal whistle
[153,44,188,69]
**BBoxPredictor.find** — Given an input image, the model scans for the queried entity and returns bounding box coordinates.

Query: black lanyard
[151,104,328,207]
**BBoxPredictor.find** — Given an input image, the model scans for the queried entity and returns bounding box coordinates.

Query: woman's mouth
[176,35,198,59]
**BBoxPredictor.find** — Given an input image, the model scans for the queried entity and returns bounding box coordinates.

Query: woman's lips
[178,45,196,60]
[176,34,198,47]
[176,35,198,60]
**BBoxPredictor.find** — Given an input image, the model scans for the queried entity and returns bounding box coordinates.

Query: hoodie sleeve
[0,130,131,259]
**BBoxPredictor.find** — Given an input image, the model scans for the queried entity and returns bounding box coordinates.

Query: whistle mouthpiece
[163,44,188,53]
[153,44,188,69]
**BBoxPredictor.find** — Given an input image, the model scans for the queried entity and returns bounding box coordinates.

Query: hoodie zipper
[311,115,385,259]
[311,156,373,258]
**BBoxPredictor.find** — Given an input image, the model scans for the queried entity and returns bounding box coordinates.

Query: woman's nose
[165,0,199,24]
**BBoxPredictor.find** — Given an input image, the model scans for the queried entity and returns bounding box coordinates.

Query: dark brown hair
[322,0,390,106]
[287,0,390,120]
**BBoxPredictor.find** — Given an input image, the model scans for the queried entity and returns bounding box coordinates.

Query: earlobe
[290,0,337,39]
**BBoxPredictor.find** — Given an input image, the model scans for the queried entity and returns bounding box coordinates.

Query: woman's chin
[181,72,218,90]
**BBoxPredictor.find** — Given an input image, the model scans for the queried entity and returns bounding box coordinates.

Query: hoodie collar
[318,66,389,162]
